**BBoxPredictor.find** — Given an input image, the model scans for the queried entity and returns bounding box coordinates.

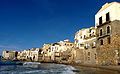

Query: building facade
[95,2,120,65]
[74,27,97,64]
[2,50,18,60]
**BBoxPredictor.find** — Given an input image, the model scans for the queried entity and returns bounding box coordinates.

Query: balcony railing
[84,35,96,40]
[96,19,111,28]
[97,32,111,39]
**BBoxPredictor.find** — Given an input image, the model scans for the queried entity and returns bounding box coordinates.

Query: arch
[100,29,103,36]
[100,39,103,45]
[107,26,111,34]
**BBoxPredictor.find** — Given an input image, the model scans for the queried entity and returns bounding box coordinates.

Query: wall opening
[106,12,110,21]
[99,16,102,25]
[100,39,103,45]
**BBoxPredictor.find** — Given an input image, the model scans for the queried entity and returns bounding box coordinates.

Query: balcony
[97,32,111,40]
[84,35,96,40]
[96,20,111,28]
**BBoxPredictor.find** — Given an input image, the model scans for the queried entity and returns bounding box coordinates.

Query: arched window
[100,39,103,45]
[107,37,111,44]
[107,26,110,34]
[100,29,102,36]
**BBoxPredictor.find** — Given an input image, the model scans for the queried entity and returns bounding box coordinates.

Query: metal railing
[96,18,111,27]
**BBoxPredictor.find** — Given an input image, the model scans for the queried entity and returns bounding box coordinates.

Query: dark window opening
[99,17,102,25]
[95,54,97,59]
[6,51,9,53]
[100,29,102,36]
[84,35,86,39]
[89,29,92,33]
[100,39,103,45]
[107,26,110,34]
[88,52,90,56]
[88,57,90,61]
[106,12,110,21]
[89,34,91,37]
[107,37,111,44]
[118,63,120,65]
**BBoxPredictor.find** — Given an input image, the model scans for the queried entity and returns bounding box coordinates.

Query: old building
[2,50,18,60]
[41,44,52,62]
[95,2,120,65]
[17,48,42,61]
[74,27,97,64]
[49,39,74,63]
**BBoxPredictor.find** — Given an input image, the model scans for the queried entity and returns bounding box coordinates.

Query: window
[89,34,91,37]
[107,26,110,34]
[80,44,84,47]
[81,36,82,39]
[100,29,102,36]
[88,52,90,56]
[95,54,97,59]
[88,57,90,61]
[6,51,9,53]
[70,44,72,46]
[107,37,111,44]
[106,12,110,21]
[85,44,89,49]
[84,35,86,39]
[89,29,92,33]
[100,39,103,45]
[99,16,102,25]
[92,42,96,47]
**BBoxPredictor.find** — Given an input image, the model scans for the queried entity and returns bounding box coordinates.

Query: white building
[2,50,18,60]
[95,2,120,27]
[75,27,96,49]
[74,27,97,64]
[17,48,41,61]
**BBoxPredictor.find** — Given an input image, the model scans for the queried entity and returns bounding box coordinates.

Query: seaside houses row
[17,48,42,62]
[2,2,120,66]
[41,39,74,63]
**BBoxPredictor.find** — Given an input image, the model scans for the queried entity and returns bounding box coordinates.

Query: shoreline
[68,63,120,73]
[1,60,120,73]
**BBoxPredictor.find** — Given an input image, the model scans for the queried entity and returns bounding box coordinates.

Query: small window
[84,35,86,39]
[107,26,110,34]
[100,29,102,36]
[80,36,82,39]
[92,42,96,47]
[6,51,9,53]
[89,29,92,33]
[106,12,110,21]
[89,34,92,37]
[107,37,111,44]
[95,54,97,59]
[100,39,103,45]
[99,16,102,25]
[88,57,90,61]
[81,36,82,38]
[80,44,84,47]
[88,52,90,56]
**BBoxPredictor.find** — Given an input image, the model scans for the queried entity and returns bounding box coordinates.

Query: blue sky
[0,0,119,54]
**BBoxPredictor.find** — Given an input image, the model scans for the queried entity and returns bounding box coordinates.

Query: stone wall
[96,20,120,65]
